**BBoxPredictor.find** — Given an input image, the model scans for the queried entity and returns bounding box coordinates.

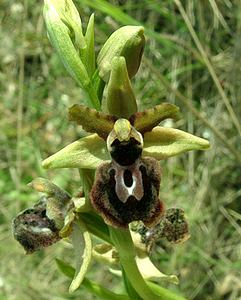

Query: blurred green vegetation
[0,0,241,299]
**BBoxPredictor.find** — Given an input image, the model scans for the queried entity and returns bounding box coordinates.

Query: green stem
[80,212,111,244]
[122,267,142,300]
[109,227,187,300]
[109,227,160,300]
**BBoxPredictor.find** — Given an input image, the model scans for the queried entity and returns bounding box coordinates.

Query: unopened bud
[97,26,145,82]
[43,0,90,88]
[105,56,138,118]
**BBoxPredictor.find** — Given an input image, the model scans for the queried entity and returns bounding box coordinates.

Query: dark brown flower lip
[90,157,164,229]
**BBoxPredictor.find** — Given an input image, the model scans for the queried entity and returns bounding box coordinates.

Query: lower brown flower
[12,197,61,254]
[134,208,190,249]
[90,157,164,228]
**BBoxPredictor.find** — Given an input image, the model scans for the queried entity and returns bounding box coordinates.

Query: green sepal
[42,134,110,170]
[69,218,92,293]
[97,26,145,82]
[143,126,210,160]
[43,0,90,89]
[69,104,117,139]
[122,267,142,300]
[129,103,180,134]
[105,56,138,118]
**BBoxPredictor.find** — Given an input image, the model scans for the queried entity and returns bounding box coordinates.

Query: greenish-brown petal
[69,104,117,139]
[42,134,110,169]
[143,126,210,159]
[129,103,180,134]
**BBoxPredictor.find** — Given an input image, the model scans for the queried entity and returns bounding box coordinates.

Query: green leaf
[55,258,75,278]
[129,103,180,134]
[143,126,210,159]
[69,104,117,139]
[97,25,145,81]
[42,134,110,170]
[106,57,138,119]
[69,218,92,293]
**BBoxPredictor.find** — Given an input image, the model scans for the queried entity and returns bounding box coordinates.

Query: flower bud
[105,57,138,118]
[97,26,145,82]
[43,0,90,88]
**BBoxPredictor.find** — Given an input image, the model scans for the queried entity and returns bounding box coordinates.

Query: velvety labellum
[90,157,164,229]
